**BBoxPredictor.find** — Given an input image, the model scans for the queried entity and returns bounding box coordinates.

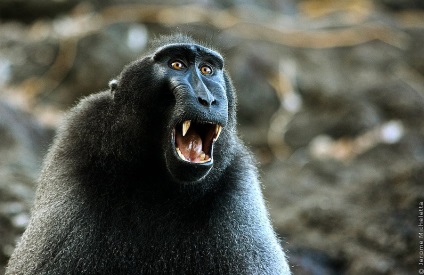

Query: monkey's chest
[74,221,257,274]
[113,204,263,271]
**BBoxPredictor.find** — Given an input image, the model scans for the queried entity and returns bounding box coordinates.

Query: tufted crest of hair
[148,33,219,54]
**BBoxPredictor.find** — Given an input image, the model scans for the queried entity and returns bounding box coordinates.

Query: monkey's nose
[198,96,216,107]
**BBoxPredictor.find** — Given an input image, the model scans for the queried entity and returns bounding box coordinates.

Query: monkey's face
[116,43,230,184]
[157,44,228,183]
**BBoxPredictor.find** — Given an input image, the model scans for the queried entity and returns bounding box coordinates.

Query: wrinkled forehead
[153,43,224,67]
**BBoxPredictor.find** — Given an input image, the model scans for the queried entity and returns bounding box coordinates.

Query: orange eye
[170,61,185,70]
[200,65,212,75]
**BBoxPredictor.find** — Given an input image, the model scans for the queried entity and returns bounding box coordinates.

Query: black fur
[6,34,291,275]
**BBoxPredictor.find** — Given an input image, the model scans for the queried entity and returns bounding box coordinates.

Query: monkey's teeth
[176,147,187,161]
[182,120,191,137]
[198,153,210,163]
[214,125,222,141]
[176,147,211,163]
[175,122,218,163]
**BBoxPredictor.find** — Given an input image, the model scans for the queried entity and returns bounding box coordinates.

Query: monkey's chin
[165,154,213,183]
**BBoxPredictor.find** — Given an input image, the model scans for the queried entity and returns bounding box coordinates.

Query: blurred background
[1,0,424,274]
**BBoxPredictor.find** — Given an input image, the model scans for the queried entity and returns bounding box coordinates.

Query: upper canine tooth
[182,120,191,137]
[214,125,222,141]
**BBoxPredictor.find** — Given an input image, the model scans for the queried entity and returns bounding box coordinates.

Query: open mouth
[174,120,222,163]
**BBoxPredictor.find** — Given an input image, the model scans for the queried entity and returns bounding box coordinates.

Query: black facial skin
[5,34,291,275]
[155,43,228,182]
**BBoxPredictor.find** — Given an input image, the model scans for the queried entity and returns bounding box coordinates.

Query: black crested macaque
[6,34,291,275]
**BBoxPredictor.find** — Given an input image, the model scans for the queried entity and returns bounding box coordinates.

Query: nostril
[198,97,210,107]
[211,99,217,105]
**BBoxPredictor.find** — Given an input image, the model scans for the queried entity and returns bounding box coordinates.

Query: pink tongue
[176,129,203,161]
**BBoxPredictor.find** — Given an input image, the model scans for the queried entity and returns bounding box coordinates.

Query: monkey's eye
[170,61,186,70]
[200,65,212,75]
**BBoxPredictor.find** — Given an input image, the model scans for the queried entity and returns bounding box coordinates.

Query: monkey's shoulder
[67,91,114,121]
